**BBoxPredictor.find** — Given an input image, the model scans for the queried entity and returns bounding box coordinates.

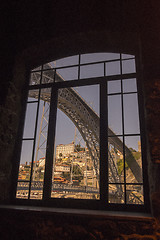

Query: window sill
[0,204,152,220]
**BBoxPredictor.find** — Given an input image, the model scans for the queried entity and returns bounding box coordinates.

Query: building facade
[56,143,75,159]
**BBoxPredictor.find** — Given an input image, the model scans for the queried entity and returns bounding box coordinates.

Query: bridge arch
[30,60,142,192]
[15,51,145,204]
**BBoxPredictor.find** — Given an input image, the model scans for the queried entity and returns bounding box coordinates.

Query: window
[15,53,148,211]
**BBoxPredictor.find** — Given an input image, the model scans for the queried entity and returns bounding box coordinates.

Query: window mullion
[100,80,108,205]
[120,53,127,204]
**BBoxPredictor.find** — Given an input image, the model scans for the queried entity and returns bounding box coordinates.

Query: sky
[20,53,141,164]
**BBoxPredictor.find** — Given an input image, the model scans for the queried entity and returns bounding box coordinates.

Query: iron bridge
[29,65,142,195]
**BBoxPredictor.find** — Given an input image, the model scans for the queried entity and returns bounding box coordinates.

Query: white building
[38,157,45,167]
[55,164,70,173]
[56,142,75,159]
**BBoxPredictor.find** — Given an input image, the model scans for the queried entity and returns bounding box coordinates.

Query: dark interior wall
[1,0,160,230]
[2,1,159,65]
[0,207,159,240]
[2,1,160,92]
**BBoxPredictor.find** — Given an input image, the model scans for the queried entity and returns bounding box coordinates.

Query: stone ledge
[0,204,152,219]
[0,205,157,240]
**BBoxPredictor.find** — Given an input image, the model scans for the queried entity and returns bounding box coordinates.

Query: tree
[73,165,82,175]
[75,144,81,152]
[75,143,85,152]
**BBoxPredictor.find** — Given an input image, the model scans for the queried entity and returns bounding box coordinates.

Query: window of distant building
[15,53,149,211]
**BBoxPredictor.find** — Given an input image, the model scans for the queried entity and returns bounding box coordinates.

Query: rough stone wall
[0,209,159,240]
[0,82,19,200]
[143,77,160,221]
[0,56,26,201]
[145,79,160,164]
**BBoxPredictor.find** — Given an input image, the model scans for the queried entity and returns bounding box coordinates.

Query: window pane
[18,140,34,178]
[16,140,33,198]
[122,59,136,74]
[51,85,100,200]
[56,66,78,81]
[108,137,124,183]
[108,80,121,94]
[16,182,29,199]
[126,185,144,204]
[109,184,124,204]
[125,136,143,184]
[42,69,54,84]
[30,182,44,200]
[73,85,100,116]
[29,71,41,85]
[31,66,42,72]
[122,54,134,59]
[53,55,79,68]
[80,63,104,79]
[123,78,137,93]
[81,53,120,64]
[123,93,140,134]
[108,95,122,135]
[27,89,39,102]
[23,102,38,139]
[106,61,120,76]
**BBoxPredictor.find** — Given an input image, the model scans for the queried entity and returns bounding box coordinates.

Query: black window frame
[11,53,151,213]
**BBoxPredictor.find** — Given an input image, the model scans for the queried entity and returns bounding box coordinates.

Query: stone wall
[144,79,160,165]
[143,76,160,219]
[0,82,19,200]
[0,208,159,240]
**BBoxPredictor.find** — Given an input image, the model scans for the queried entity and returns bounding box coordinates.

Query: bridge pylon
[32,101,50,181]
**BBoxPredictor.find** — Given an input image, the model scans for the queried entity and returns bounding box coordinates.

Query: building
[54,164,70,173]
[56,142,75,159]
[38,157,45,167]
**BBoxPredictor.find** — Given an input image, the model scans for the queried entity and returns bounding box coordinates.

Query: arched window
[15,53,149,211]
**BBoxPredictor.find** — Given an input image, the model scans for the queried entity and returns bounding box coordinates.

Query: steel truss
[29,65,142,195]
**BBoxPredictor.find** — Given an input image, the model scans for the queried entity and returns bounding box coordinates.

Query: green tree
[117,159,128,175]
[75,143,85,152]
[75,144,81,152]
[73,165,82,175]
[62,172,70,181]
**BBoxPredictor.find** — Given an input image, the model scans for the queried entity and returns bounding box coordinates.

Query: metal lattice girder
[29,65,142,193]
